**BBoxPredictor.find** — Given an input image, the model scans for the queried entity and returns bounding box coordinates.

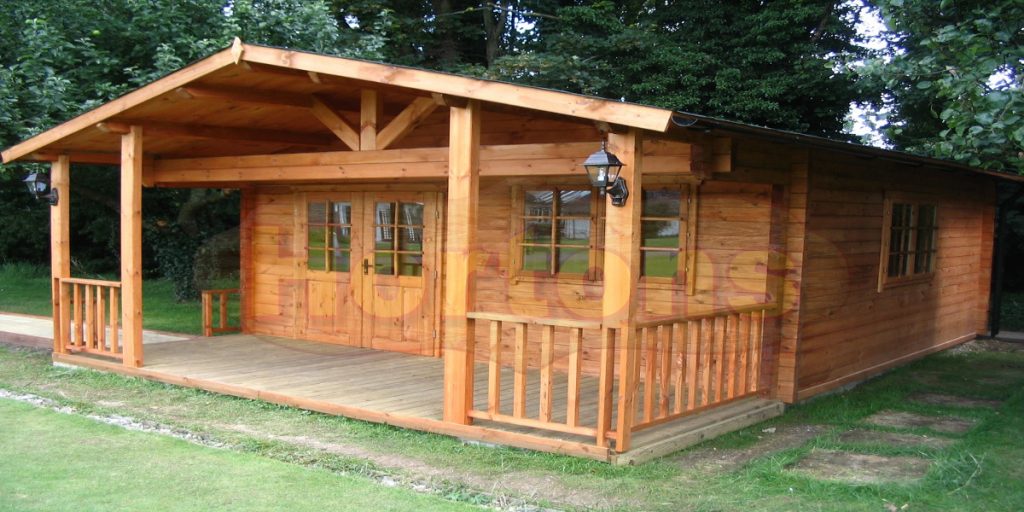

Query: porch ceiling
[1,39,673,165]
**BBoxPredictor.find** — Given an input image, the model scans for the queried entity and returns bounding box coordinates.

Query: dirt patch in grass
[221,423,620,510]
[864,410,976,434]
[838,428,954,450]
[671,425,824,473]
[788,449,930,485]
[909,393,1002,409]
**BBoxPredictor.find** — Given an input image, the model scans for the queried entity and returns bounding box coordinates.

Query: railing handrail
[635,302,774,329]
[202,288,240,295]
[60,277,121,288]
[467,311,601,330]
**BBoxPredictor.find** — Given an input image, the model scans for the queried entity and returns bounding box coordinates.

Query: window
[640,185,696,287]
[514,188,602,279]
[879,198,938,290]
[307,200,352,272]
[373,201,425,276]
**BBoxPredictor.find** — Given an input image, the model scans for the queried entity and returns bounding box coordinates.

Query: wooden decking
[53,334,783,463]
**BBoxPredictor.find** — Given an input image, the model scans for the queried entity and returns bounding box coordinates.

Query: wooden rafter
[377,97,439,150]
[309,96,359,150]
[99,120,336,147]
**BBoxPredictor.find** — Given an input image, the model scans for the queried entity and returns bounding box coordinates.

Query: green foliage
[861,0,1023,173]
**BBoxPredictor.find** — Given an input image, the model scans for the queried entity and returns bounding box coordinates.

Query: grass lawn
[0,342,1023,511]
[0,263,236,335]
[0,399,480,512]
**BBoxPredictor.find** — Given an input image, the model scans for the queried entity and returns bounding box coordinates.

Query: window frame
[877,194,939,291]
[638,183,698,293]
[510,185,604,282]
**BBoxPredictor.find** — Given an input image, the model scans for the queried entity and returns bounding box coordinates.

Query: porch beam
[28,151,121,165]
[359,89,381,150]
[120,126,144,368]
[99,120,337,148]
[309,96,360,150]
[442,99,481,424]
[602,129,644,453]
[377,97,439,150]
[50,155,71,354]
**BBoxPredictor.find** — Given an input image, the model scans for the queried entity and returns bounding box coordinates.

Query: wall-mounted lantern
[23,172,59,206]
[582,141,628,206]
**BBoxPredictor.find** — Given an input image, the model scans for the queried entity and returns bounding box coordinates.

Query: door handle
[362,259,370,275]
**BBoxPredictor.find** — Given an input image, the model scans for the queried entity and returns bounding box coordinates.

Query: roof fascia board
[2,48,239,163]
[240,44,674,133]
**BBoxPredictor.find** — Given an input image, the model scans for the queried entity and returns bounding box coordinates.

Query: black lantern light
[582,141,628,207]
[23,172,58,206]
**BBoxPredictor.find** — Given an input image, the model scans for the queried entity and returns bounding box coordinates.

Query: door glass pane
[642,220,680,248]
[308,225,327,247]
[307,249,326,271]
[399,228,423,251]
[558,190,591,216]
[557,247,589,274]
[522,246,551,272]
[524,190,553,216]
[557,220,589,245]
[330,227,351,249]
[374,252,394,275]
[375,226,395,250]
[642,189,681,217]
[398,202,424,226]
[375,202,395,225]
[330,202,351,224]
[642,250,678,278]
[330,250,350,272]
[399,253,423,276]
[308,202,327,223]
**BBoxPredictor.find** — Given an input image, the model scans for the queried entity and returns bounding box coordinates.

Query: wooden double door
[298,191,442,356]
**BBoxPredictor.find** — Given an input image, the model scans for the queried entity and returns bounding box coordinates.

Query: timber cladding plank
[795,150,994,399]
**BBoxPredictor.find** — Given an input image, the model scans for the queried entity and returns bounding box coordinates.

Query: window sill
[877,272,935,292]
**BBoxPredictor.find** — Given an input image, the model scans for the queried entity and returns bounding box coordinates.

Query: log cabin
[4,40,1021,464]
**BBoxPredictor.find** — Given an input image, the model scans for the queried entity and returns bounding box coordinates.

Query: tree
[861,0,1023,173]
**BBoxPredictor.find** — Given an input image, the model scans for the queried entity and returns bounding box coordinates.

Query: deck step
[611,398,785,465]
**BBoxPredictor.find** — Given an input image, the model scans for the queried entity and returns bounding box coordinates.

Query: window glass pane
[642,250,678,278]
[524,219,552,243]
[399,202,424,226]
[330,250,350,272]
[308,202,327,223]
[641,220,680,248]
[398,253,423,276]
[374,252,394,275]
[330,202,351,224]
[307,249,326,271]
[557,219,589,245]
[375,202,396,226]
[308,226,327,248]
[330,227,350,250]
[918,205,936,229]
[642,189,681,217]
[557,247,589,274]
[887,251,901,278]
[522,246,551,272]
[558,190,591,216]
[399,228,423,251]
[524,190,553,217]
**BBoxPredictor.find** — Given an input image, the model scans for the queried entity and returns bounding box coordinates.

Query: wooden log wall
[795,150,997,400]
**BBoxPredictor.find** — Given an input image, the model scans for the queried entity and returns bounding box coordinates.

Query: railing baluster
[487,320,502,415]
[110,286,120,354]
[658,324,672,418]
[96,285,107,352]
[59,282,72,352]
[725,314,738,400]
[687,320,700,411]
[539,325,555,422]
[73,284,83,348]
[714,315,728,402]
[512,322,527,418]
[701,317,713,406]
[596,327,616,447]
[737,312,751,395]
[566,327,583,427]
[674,321,686,414]
[219,292,229,331]
[642,327,656,423]
[750,310,764,393]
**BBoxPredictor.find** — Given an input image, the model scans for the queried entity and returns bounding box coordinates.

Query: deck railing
[630,303,771,432]
[56,277,122,360]
[201,288,241,337]
[465,312,606,439]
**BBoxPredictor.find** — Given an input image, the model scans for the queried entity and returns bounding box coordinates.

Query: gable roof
[2,39,1021,184]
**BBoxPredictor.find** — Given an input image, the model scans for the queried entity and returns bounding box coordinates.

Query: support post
[50,155,70,354]
[360,89,380,150]
[603,129,643,453]
[121,126,144,367]
[442,100,481,424]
